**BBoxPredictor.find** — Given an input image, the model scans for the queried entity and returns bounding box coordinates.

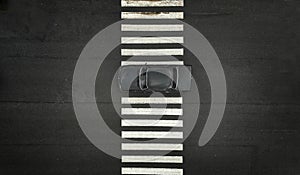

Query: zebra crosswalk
[121,0,185,174]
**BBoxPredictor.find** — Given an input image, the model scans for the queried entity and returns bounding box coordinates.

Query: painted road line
[121,49,184,56]
[122,131,183,139]
[122,120,183,127]
[121,108,183,116]
[122,155,183,163]
[121,37,184,44]
[121,24,184,32]
[121,61,184,66]
[121,0,184,7]
[121,143,183,151]
[122,97,183,104]
[122,167,183,175]
[121,12,184,19]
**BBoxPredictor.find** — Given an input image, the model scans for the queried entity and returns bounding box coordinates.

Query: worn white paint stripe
[121,12,184,19]
[121,0,184,7]
[121,24,184,32]
[122,155,183,163]
[122,97,183,104]
[122,131,183,139]
[122,167,183,175]
[121,61,184,66]
[121,143,183,151]
[121,37,184,44]
[121,49,184,56]
[122,119,183,127]
[121,108,183,116]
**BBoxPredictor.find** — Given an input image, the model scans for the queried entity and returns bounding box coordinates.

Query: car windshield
[119,65,191,92]
[146,70,173,91]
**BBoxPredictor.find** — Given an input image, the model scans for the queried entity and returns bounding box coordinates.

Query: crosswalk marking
[122,119,183,127]
[122,97,183,104]
[121,0,184,7]
[122,167,183,175]
[121,12,184,19]
[121,61,184,66]
[121,143,183,151]
[122,131,183,139]
[121,24,184,32]
[121,0,185,174]
[122,155,183,163]
[121,48,184,56]
[121,108,183,116]
[121,37,184,44]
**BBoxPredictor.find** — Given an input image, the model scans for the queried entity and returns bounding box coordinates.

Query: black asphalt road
[0,0,299,175]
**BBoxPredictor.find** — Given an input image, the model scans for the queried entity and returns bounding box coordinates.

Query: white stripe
[121,24,184,32]
[121,143,183,151]
[121,108,183,116]
[122,131,183,139]
[122,97,183,104]
[122,120,183,127]
[121,61,184,66]
[121,0,184,7]
[122,156,183,163]
[122,167,183,175]
[121,49,184,56]
[121,37,184,44]
[121,12,184,19]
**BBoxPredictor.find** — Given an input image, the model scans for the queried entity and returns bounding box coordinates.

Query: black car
[119,65,192,92]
